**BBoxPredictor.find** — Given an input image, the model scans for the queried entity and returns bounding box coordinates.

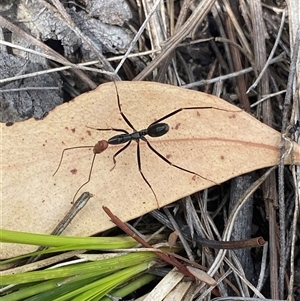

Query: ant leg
[72,153,97,203]
[143,137,218,185]
[110,141,131,171]
[112,81,137,131]
[53,145,94,176]
[152,106,240,125]
[136,140,159,207]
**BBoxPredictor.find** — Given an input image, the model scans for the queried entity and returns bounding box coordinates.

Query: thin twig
[114,0,163,75]
[102,206,196,280]
[134,0,216,80]
[247,9,287,94]
[183,54,285,89]
[278,26,300,299]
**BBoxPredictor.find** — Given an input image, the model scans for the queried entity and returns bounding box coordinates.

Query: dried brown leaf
[2,81,299,258]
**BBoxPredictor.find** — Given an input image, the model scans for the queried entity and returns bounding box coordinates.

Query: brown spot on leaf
[71,128,76,133]
[220,155,225,160]
[229,114,236,119]
[197,111,201,116]
[166,154,172,159]
[70,168,77,174]
[65,126,69,130]
[175,123,181,130]
[87,130,92,136]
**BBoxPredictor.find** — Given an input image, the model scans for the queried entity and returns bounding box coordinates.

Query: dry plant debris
[0,0,299,300]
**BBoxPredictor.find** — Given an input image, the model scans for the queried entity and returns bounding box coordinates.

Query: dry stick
[144,0,166,53]
[51,192,92,235]
[185,232,265,249]
[288,142,300,300]
[279,26,300,300]
[1,250,84,277]
[246,9,286,94]
[286,85,300,301]
[195,270,233,301]
[224,256,265,298]
[222,0,254,65]
[0,15,96,89]
[0,40,93,73]
[214,38,253,63]
[4,28,275,88]
[254,242,269,297]
[212,3,235,73]
[169,253,241,296]
[0,87,59,93]
[150,209,265,249]
[251,90,287,108]
[155,0,193,83]
[268,187,280,299]
[0,39,210,84]
[0,40,115,77]
[181,227,265,249]
[134,0,216,80]
[182,54,285,89]
[102,206,196,280]
[193,167,277,300]
[114,0,162,75]
[228,174,256,289]
[163,207,194,262]
[249,2,278,299]
[249,5,280,299]
[224,14,251,112]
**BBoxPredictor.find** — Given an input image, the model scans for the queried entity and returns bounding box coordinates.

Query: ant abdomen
[147,123,169,137]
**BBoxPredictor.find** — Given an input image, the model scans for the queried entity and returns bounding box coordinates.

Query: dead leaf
[186,266,217,286]
[1,81,300,258]
[168,231,179,249]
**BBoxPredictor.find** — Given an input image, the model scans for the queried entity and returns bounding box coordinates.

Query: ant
[54,82,238,207]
